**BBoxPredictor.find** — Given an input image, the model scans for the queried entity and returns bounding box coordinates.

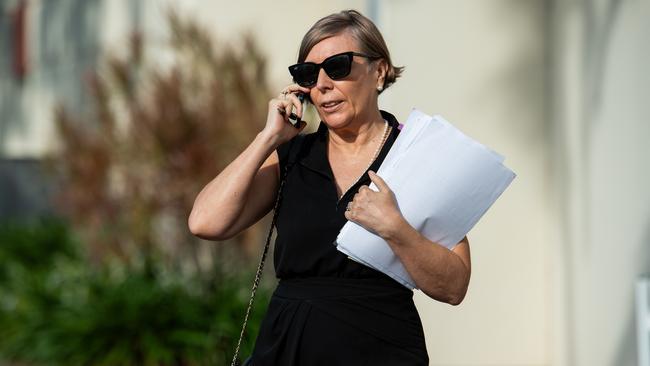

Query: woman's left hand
[344,171,404,238]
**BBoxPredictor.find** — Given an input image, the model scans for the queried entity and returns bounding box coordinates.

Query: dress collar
[299,110,401,181]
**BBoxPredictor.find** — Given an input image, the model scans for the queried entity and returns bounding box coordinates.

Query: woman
[189,9,471,365]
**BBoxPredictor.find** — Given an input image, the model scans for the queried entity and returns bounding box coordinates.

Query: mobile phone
[287,93,306,128]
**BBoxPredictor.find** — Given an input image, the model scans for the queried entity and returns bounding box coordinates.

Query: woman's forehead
[305,32,359,63]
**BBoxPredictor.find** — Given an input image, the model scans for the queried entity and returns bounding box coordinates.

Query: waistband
[274,276,412,300]
[269,276,425,354]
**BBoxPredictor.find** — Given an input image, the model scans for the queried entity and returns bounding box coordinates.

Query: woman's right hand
[260,84,311,146]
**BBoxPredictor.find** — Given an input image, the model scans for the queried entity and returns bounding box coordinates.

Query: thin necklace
[335,119,391,203]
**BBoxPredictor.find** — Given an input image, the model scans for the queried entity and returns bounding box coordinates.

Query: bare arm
[385,227,471,305]
[188,133,281,241]
[188,85,310,241]
[345,171,471,305]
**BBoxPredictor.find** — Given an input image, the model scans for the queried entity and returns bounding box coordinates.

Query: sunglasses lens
[290,63,318,87]
[323,54,352,80]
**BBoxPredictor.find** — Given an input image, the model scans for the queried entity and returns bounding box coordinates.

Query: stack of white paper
[336,109,516,289]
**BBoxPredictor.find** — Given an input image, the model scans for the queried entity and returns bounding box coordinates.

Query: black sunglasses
[288,51,380,87]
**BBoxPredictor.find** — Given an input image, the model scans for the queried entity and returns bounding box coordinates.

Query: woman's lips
[321,100,343,113]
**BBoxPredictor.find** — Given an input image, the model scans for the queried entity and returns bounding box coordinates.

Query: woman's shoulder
[276,130,317,170]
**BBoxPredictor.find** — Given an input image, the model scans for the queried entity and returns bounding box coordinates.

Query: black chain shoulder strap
[230,135,304,366]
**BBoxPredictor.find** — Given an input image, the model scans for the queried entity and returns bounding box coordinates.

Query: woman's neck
[327,110,386,155]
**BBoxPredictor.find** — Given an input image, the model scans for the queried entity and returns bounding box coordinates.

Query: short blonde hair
[297,9,404,93]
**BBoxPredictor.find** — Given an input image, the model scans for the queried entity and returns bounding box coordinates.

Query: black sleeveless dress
[249,111,429,365]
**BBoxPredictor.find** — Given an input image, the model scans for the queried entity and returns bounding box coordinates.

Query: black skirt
[249,276,429,365]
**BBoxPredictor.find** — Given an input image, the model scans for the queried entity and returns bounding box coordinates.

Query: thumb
[368,170,389,192]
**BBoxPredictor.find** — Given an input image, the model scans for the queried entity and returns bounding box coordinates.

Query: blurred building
[1,0,104,219]
[1,0,648,365]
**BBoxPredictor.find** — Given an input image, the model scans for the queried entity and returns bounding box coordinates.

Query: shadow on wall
[471,0,621,151]
[0,0,102,154]
[612,217,650,366]
[463,0,550,153]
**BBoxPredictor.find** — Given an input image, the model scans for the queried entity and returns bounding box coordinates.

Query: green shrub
[0,216,78,280]
[0,219,272,365]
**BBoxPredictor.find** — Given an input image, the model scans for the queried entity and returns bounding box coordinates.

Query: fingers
[345,190,366,219]
[344,201,355,221]
[357,185,371,194]
[284,92,303,119]
[274,84,309,124]
[368,171,389,192]
[266,101,299,139]
[262,84,311,142]
[282,83,311,96]
[273,91,292,118]
[343,195,370,222]
[271,98,291,120]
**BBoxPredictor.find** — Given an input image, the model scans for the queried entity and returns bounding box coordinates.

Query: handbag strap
[230,136,302,366]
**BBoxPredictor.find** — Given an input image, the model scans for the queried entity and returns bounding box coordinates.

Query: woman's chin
[320,110,352,129]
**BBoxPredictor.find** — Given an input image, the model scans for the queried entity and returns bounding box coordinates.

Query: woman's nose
[315,68,333,92]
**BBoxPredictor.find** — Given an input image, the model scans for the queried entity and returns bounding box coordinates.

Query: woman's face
[304,32,385,130]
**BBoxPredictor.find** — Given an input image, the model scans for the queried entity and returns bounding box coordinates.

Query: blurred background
[1,0,649,365]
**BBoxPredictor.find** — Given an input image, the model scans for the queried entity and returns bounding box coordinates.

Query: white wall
[379,1,551,365]
[553,1,650,366]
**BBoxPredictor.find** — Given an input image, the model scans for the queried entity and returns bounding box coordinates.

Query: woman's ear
[376,60,388,89]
